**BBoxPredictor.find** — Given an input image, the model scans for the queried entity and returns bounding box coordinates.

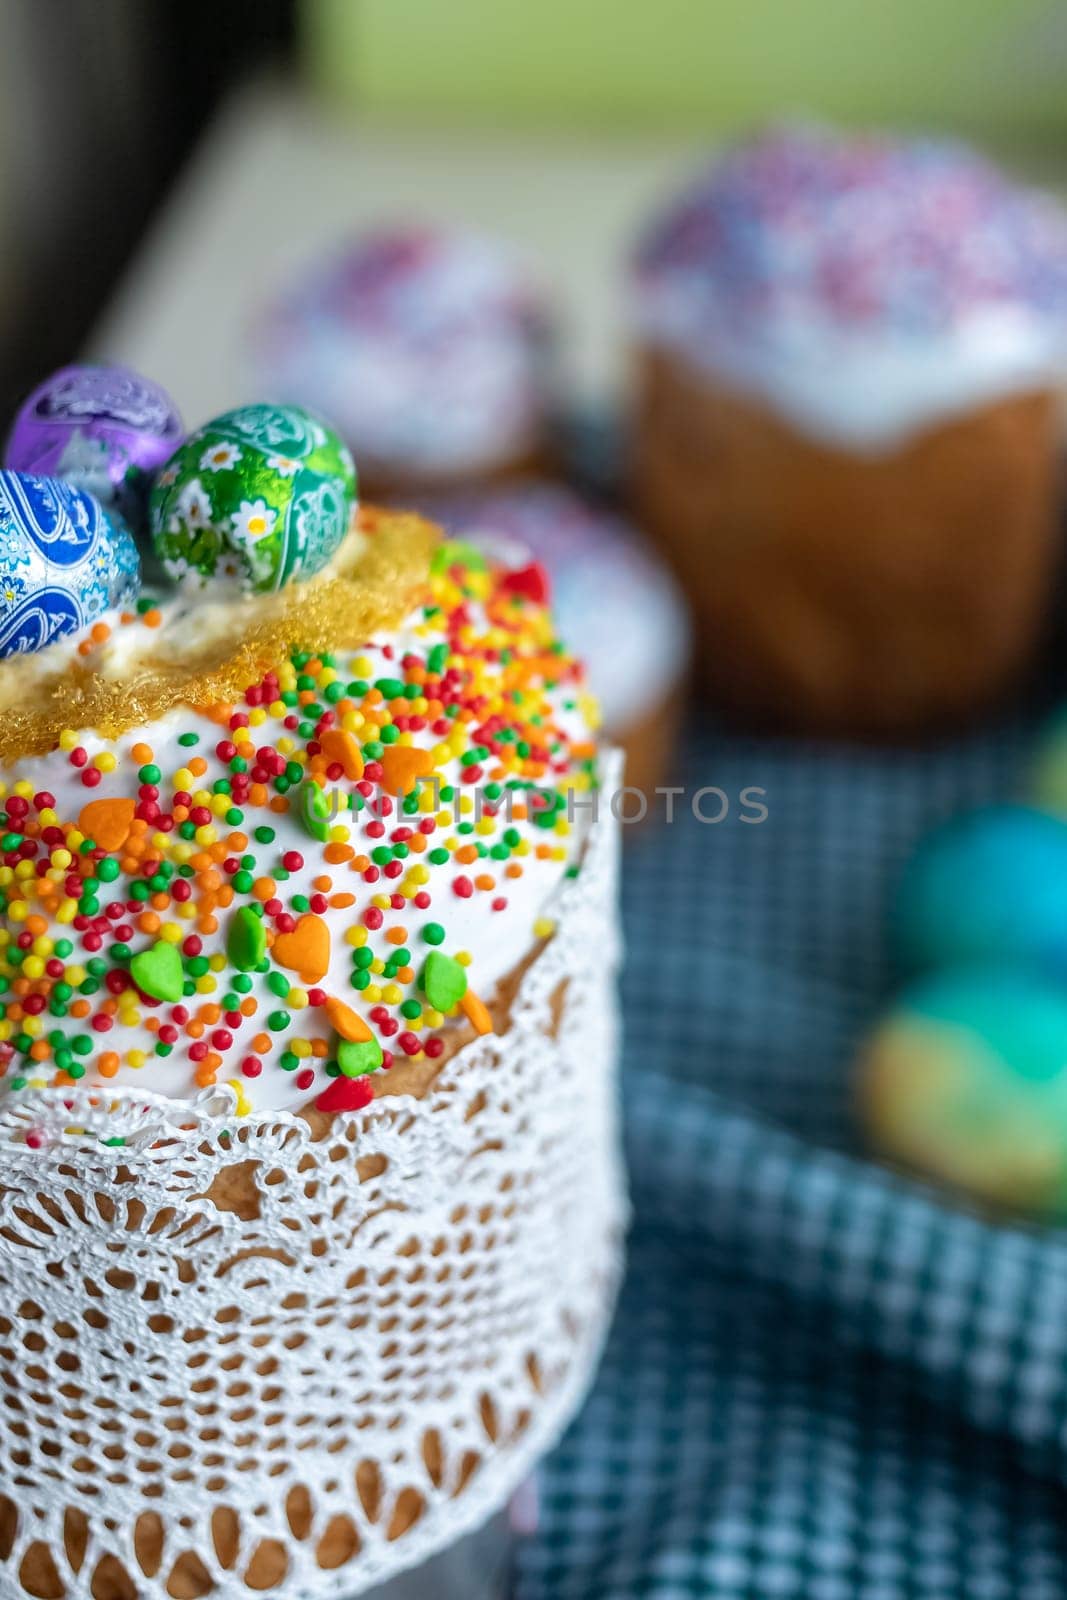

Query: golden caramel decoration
[0,506,437,759]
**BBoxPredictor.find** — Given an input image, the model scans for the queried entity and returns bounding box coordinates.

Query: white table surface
[88,76,707,426]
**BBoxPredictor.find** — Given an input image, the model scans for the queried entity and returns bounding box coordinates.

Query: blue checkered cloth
[515,712,1067,1600]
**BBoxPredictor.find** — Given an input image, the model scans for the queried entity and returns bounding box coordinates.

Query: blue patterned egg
[857,965,1067,1216]
[890,804,1067,976]
[0,471,140,659]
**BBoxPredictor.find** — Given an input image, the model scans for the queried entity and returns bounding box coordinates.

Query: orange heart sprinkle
[379,745,435,797]
[272,913,331,983]
[77,797,136,852]
[319,728,364,780]
[324,997,372,1042]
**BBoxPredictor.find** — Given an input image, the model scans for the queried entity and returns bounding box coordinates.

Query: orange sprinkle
[252,1032,271,1054]
[130,743,153,765]
[70,1000,91,1019]
[98,1052,120,1079]
[324,843,354,865]
[29,1040,50,1062]
[188,756,207,777]
[329,893,356,909]
[198,1004,222,1025]
[318,727,365,780]
[252,877,276,902]
[311,1038,329,1058]
[272,913,330,983]
[385,926,408,946]
[142,608,162,628]
[455,845,478,865]
[138,912,160,935]
[395,965,414,984]
[313,875,333,893]
[194,1066,217,1088]
[379,744,435,797]
[90,621,110,644]
[269,796,290,814]
[505,863,524,879]
[239,997,257,1017]
[324,997,372,1042]
[474,874,495,892]
[249,784,268,807]
[461,990,494,1036]
[24,914,47,938]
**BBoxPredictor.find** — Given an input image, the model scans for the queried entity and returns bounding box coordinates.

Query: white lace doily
[0,769,626,1599]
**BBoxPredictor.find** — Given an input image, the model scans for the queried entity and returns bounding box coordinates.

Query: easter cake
[254,228,552,496]
[0,386,625,1597]
[632,126,1067,735]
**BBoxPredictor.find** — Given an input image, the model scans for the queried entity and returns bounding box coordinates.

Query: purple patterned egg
[6,364,182,532]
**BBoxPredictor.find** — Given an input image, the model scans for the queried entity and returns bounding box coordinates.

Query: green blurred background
[305,0,1067,141]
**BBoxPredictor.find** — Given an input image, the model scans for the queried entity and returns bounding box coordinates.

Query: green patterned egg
[149,403,356,592]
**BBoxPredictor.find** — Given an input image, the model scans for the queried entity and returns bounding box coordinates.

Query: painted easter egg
[890,804,1067,976]
[1027,704,1067,817]
[857,965,1067,1216]
[6,364,182,533]
[149,403,356,593]
[0,471,140,659]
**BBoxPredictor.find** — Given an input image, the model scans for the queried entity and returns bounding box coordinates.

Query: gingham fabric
[516,712,1067,1600]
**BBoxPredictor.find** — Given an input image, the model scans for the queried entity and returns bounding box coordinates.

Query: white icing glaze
[638,292,1064,448]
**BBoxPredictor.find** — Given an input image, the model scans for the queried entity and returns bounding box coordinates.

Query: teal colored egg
[857,965,1067,1216]
[1027,704,1067,817]
[149,403,356,593]
[890,804,1067,976]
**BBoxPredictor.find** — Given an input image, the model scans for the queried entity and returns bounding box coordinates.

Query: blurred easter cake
[253,227,553,496]
[631,125,1067,735]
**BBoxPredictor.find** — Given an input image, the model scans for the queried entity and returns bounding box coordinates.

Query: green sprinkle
[177,731,199,747]
[227,906,266,972]
[422,923,446,945]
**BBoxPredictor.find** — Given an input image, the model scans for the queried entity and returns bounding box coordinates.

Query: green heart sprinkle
[130,941,184,1002]
[227,906,266,972]
[337,1037,384,1078]
[421,951,468,1013]
[299,779,333,842]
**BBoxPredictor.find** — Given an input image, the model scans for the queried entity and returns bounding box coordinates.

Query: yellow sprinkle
[194,975,216,994]
[58,729,78,751]
[12,780,32,799]
[533,917,556,939]
[382,983,402,1006]
[174,768,194,791]
[93,751,117,773]
[227,1079,252,1116]
[194,825,217,847]
[159,923,182,944]
[456,950,472,967]
[372,893,390,911]
[363,984,382,1004]
[345,926,367,947]
[21,956,44,980]
[56,900,77,924]
[288,988,309,1010]
[127,1050,146,1069]
[208,953,226,972]
[49,849,72,870]
[292,1037,312,1057]
[31,936,53,957]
